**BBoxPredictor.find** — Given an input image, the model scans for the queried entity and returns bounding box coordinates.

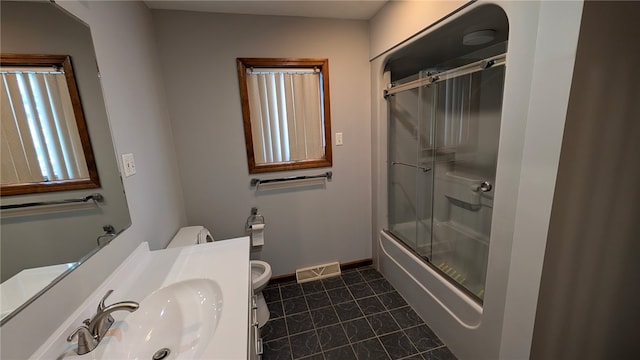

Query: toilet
[166,226,214,247]
[251,260,272,327]
[167,226,273,327]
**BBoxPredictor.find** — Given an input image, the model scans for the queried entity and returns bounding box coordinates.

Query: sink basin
[93,278,223,360]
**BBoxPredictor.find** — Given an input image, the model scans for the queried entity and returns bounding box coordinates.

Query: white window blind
[1,68,89,185]
[246,69,325,164]
[439,74,472,149]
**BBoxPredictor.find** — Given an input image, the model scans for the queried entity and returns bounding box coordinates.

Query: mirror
[237,58,333,174]
[0,1,131,324]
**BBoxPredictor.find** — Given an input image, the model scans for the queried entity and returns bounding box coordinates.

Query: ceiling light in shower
[463,29,496,46]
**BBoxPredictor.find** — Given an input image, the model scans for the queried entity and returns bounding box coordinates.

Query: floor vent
[296,262,341,283]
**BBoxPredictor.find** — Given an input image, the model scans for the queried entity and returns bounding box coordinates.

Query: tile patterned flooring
[260,266,457,360]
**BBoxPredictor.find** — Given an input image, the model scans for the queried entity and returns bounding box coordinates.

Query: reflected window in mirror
[237,58,332,174]
[1,54,99,196]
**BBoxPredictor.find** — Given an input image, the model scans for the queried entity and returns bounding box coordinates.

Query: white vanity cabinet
[249,294,263,359]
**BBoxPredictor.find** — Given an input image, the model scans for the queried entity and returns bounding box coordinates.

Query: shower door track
[384,53,506,98]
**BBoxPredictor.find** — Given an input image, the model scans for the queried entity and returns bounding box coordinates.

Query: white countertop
[30,237,250,360]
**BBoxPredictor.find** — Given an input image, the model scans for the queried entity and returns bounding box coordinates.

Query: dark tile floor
[260,266,457,360]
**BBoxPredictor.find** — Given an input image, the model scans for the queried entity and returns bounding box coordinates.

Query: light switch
[336,132,343,146]
[122,153,136,177]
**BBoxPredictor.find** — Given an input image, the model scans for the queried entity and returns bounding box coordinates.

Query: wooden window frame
[237,57,333,174]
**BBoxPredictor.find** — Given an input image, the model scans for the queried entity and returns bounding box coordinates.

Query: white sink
[88,278,223,360]
[35,239,250,360]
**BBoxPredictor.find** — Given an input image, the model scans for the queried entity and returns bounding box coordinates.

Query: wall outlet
[122,153,136,177]
[336,132,344,146]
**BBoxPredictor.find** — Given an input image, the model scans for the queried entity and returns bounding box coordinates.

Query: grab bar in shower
[391,162,432,172]
[250,171,332,187]
[0,193,104,210]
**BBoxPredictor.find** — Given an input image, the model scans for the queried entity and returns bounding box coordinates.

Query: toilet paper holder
[246,207,265,231]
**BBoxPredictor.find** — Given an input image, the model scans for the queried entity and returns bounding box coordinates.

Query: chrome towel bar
[250,171,332,187]
[391,162,431,172]
[0,193,104,210]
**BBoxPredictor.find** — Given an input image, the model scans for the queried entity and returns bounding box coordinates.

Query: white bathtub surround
[30,237,250,359]
[390,219,489,298]
[379,232,482,326]
[371,1,585,359]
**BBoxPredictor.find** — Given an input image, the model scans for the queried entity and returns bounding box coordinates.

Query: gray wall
[531,2,640,358]
[152,10,372,276]
[0,1,129,281]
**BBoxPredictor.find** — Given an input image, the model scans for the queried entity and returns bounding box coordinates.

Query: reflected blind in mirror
[1,67,89,185]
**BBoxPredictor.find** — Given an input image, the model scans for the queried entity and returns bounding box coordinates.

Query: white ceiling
[144,0,388,20]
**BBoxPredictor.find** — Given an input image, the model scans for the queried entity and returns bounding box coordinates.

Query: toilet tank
[167,226,214,248]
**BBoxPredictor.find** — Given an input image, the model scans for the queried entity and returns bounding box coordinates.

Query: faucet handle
[98,289,114,312]
[67,326,97,355]
[94,289,116,338]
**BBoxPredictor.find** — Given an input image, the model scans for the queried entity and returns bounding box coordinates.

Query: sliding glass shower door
[387,75,435,259]
[387,57,506,301]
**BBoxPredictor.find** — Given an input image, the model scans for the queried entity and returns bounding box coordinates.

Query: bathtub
[378,229,492,358]
[388,218,432,255]
[388,219,489,295]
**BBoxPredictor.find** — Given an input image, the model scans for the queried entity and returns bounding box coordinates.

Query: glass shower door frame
[386,77,436,261]
[414,74,436,261]
[386,53,507,303]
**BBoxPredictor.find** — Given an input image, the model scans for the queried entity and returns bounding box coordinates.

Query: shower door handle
[474,181,492,192]
[391,161,431,172]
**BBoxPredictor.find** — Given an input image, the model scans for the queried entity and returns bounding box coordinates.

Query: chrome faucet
[67,290,139,355]
[67,326,97,355]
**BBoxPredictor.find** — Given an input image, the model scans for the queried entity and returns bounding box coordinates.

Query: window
[237,58,332,173]
[1,54,99,195]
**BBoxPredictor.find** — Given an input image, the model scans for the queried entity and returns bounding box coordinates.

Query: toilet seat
[250,260,272,292]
